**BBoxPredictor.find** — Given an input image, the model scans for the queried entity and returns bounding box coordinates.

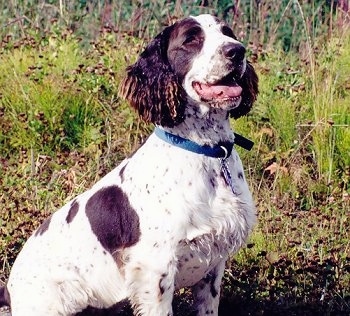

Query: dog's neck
[163,102,235,146]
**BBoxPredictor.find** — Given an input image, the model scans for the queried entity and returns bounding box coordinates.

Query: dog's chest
[174,235,230,288]
[111,135,255,286]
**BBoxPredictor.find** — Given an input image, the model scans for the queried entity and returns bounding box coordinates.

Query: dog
[0,14,258,316]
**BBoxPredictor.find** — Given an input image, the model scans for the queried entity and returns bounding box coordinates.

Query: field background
[0,0,349,315]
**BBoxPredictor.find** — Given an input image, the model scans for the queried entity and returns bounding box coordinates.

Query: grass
[0,1,350,315]
[228,14,350,313]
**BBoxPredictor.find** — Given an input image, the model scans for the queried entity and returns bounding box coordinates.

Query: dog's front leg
[191,259,227,316]
[125,245,177,316]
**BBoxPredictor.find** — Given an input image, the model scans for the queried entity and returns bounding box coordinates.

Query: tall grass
[1,1,347,46]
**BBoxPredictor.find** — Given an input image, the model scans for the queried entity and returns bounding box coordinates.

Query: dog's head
[119,14,258,127]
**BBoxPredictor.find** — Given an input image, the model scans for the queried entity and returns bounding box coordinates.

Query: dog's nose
[222,43,246,61]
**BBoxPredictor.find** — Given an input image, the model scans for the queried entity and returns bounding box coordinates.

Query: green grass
[0,1,349,315]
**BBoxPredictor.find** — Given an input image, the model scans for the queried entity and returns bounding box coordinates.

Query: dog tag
[220,158,236,195]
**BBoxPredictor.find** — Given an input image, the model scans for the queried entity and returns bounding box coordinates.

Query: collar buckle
[220,145,229,159]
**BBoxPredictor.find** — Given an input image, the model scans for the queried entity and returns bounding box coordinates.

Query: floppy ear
[119,25,187,127]
[229,61,259,119]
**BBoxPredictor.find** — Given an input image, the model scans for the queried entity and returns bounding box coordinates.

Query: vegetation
[0,1,349,315]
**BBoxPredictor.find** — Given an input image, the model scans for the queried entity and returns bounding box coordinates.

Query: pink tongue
[193,82,242,100]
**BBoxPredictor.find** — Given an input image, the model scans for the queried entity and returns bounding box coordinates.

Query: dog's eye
[183,27,203,45]
[222,25,236,39]
[183,35,198,45]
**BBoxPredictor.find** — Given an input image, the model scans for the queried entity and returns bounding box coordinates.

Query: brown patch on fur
[229,61,259,119]
[66,199,79,223]
[34,216,52,236]
[118,23,187,128]
[0,285,10,307]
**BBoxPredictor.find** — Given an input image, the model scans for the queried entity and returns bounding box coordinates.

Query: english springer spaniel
[1,14,258,316]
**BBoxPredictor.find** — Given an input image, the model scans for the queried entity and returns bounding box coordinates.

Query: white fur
[6,14,256,316]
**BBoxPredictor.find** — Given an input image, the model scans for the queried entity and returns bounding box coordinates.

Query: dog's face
[120,14,258,127]
[168,15,247,111]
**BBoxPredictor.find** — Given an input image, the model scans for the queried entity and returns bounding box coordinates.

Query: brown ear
[229,61,259,119]
[119,25,186,127]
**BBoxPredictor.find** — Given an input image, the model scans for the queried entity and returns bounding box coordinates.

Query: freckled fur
[3,14,258,316]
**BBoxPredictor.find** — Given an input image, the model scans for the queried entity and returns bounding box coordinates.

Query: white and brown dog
[1,14,258,316]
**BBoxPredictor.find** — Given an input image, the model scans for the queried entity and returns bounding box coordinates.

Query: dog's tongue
[193,82,242,100]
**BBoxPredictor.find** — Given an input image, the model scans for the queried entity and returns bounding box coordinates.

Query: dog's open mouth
[192,72,242,102]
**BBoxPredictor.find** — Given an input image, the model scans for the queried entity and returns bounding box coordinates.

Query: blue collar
[154,127,253,158]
